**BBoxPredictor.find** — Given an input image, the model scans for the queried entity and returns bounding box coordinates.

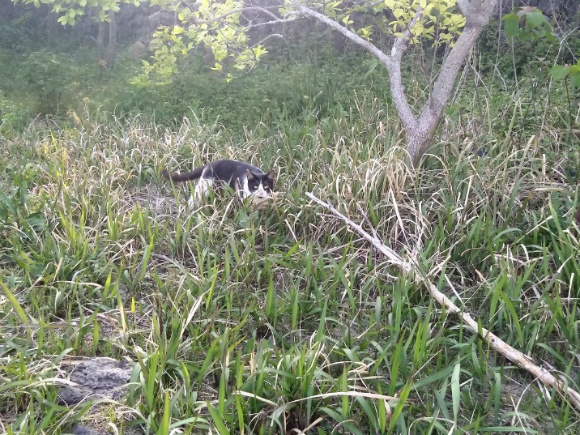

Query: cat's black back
[162,159,275,197]
[206,160,267,189]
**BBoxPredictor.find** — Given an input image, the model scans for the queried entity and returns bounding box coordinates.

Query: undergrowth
[0,87,579,433]
[0,10,579,432]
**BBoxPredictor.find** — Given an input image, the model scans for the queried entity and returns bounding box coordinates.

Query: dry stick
[305,191,580,410]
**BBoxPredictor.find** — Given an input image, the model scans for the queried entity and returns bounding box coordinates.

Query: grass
[1,62,580,433]
[1,113,578,433]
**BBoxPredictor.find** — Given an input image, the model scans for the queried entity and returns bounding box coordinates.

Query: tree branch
[289,0,390,66]
[389,6,423,60]
[190,6,293,25]
[246,17,298,29]
[306,191,580,411]
[249,33,284,49]
[384,6,426,134]
[289,0,418,133]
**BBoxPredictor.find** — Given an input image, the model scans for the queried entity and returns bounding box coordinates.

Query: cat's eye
[253,186,258,190]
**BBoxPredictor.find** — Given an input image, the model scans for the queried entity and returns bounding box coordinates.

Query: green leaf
[208,404,229,435]
[160,391,171,434]
[451,362,460,422]
[445,104,458,117]
[0,279,29,325]
[550,65,570,80]
[364,59,378,79]
[388,382,411,432]
[524,10,545,29]
[517,30,534,42]
[502,14,519,38]
[544,29,557,43]
[413,363,455,389]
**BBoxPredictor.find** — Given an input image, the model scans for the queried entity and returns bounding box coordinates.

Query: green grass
[0,20,579,432]
[0,83,579,433]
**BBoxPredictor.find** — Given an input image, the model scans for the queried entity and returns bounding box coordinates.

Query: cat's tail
[162,166,205,182]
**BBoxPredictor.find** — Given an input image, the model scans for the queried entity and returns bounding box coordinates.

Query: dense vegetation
[1,3,579,434]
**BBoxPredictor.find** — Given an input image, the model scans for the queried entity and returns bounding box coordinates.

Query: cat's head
[246,169,275,200]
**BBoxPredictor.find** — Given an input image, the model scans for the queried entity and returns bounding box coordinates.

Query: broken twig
[306,191,580,410]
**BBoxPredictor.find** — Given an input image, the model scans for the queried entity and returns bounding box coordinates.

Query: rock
[128,41,147,59]
[71,425,103,435]
[58,357,133,406]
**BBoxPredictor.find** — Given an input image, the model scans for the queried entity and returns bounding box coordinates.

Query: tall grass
[1,73,579,434]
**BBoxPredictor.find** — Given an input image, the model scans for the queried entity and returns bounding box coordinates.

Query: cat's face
[245,169,275,199]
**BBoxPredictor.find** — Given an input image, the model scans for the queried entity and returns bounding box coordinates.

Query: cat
[162,159,275,206]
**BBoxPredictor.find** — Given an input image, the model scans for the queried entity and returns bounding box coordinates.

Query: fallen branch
[306,191,580,410]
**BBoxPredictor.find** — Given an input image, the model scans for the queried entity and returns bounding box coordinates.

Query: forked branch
[306,191,580,410]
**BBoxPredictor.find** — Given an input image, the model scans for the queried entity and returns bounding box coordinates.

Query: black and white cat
[162,159,275,205]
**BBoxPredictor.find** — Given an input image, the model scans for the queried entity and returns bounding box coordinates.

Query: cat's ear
[265,170,276,183]
[246,169,256,180]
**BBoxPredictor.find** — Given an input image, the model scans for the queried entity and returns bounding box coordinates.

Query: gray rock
[58,357,134,405]
[128,41,147,59]
[70,425,103,435]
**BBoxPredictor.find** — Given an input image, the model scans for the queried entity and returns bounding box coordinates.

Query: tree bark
[97,20,106,64]
[106,10,117,69]
[408,0,500,165]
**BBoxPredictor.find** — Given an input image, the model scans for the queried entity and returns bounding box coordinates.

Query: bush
[0,90,30,134]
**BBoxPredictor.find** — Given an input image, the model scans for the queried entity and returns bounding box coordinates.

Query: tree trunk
[97,20,106,64]
[292,0,500,167]
[407,2,499,165]
[96,20,106,78]
[106,10,117,69]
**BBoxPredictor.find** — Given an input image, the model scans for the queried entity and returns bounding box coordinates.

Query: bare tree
[286,0,500,165]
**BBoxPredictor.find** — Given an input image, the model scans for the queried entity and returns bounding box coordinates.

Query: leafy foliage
[502,6,556,43]
[22,50,75,114]
[501,6,580,87]
[134,0,468,84]
[0,90,30,134]
[551,61,580,87]
[14,0,135,24]
[383,0,465,43]
[134,0,269,85]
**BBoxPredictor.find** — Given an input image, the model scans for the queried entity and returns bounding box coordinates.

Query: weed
[0,90,578,432]
[0,15,579,432]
